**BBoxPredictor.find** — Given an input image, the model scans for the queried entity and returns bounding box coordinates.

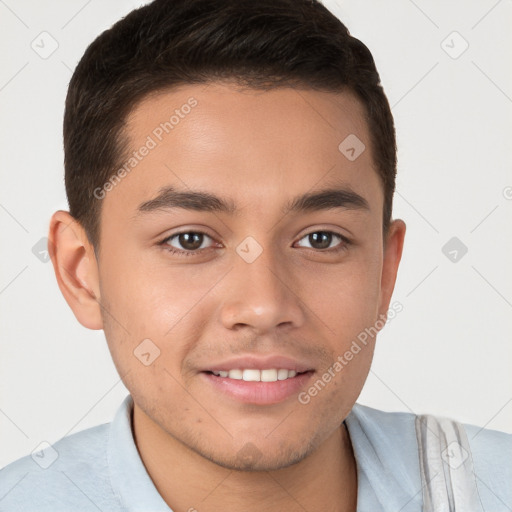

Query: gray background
[1,0,511,467]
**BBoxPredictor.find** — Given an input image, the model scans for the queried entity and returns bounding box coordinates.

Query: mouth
[201,368,314,405]
[207,368,304,382]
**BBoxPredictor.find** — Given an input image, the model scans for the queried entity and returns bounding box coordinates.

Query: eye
[295,231,348,252]
[160,229,349,257]
[162,231,216,254]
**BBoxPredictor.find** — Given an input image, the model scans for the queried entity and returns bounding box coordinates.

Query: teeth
[211,369,300,382]
[277,369,289,380]
[228,369,243,380]
[243,369,260,381]
[261,369,277,382]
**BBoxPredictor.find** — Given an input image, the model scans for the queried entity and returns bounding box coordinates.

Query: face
[63,82,404,471]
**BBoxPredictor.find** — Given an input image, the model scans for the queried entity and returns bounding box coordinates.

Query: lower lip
[201,371,314,405]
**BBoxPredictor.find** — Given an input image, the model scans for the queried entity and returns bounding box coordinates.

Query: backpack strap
[415,414,485,512]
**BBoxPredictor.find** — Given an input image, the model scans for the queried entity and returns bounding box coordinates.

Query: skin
[49,82,405,512]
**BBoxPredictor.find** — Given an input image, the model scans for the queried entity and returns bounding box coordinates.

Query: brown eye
[308,232,332,249]
[164,232,213,252]
[178,233,203,250]
[296,231,346,251]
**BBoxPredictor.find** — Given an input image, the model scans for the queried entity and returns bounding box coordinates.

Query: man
[0,0,510,510]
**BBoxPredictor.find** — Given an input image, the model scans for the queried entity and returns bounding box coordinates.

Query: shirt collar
[108,394,171,511]
[345,403,422,511]
[108,395,420,512]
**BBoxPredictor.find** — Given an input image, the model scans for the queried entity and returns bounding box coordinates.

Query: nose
[218,244,305,334]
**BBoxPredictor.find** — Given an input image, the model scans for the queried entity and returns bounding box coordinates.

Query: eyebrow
[136,185,369,216]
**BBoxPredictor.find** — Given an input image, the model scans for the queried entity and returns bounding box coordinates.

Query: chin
[193,438,315,473]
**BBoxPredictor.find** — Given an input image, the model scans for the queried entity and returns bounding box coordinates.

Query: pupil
[310,232,331,249]
[179,232,202,250]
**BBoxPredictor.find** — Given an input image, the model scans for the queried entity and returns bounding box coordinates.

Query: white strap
[415,414,484,512]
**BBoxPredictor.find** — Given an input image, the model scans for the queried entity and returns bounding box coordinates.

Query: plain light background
[1,0,511,468]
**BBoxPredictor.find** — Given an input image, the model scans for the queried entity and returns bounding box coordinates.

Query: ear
[378,219,406,317]
[48,211,103,330]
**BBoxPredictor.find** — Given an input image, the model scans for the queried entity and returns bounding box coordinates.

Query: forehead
[103,82,381,221]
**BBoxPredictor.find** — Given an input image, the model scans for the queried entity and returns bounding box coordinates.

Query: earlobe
[379,219,406,318]
[48,211,103,330]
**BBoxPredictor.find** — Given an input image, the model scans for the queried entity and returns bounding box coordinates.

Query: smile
[202,369,313,405]
[210,369,299,382]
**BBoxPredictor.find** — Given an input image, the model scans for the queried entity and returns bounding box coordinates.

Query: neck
[132,405,358,512]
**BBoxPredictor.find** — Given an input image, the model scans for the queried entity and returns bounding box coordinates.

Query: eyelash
[159,230,351,257]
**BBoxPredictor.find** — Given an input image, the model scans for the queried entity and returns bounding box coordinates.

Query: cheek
[303,255,383,337]
[99,246,210,335]
[97,252,218,388]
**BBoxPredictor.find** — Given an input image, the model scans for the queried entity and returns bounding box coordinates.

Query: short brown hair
[64,0,396,247]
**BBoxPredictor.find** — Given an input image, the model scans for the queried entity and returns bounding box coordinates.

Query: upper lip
[203,355,314,373]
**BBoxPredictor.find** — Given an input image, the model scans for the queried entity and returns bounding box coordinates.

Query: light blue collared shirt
[0,395,510,511]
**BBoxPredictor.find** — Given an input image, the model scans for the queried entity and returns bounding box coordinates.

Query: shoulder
[463,419,512,509]
[462,419,512,464]
[348,403,512,511]
[0,422,121,511]
[350,401,512,457]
